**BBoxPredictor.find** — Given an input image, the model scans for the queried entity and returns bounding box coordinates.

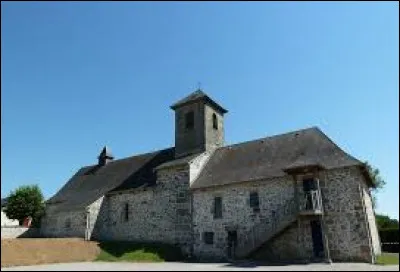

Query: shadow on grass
[96,241,184,262]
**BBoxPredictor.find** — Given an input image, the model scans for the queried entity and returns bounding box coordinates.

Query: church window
[250,192,260,212]
[185,111,194,129]
[203,232,214,244]
[212,113,218,130]
[124,203,129,221]
[213,196,222,219]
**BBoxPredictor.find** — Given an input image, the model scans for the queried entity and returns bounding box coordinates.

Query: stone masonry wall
[319,166,374,262]
[204,103,224,151]
[174,102,205,158]
[252,218,313,262]
[41,205,86,238]
[97,167,192,255]
[192,176,294,260]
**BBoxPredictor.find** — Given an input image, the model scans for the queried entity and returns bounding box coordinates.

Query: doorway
[303,178,317,210]
[310,220,324,259]
[227,230,238,260]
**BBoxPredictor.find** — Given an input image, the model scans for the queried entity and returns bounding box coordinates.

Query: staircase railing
[235,197,297,258]
[299,190,323,213]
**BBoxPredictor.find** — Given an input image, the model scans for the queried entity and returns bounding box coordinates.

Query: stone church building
[41,90,381,263]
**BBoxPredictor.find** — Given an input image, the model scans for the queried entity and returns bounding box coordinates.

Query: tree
[375,213,399,230]
[364,161,386,210]
[3,185,45,227]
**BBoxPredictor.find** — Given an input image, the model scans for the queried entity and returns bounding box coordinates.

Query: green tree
[375,213,399,230]
[364,161,386,210]
[3,185,45,227]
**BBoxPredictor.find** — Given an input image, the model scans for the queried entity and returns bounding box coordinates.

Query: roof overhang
[283,163,325,175]
[170,96,228,114]
[359,163,375,188]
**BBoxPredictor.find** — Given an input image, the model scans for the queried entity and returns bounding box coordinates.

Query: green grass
[376,253,399,265]
[95,241,184,263]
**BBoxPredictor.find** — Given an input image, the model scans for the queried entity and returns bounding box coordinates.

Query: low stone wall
[1,226,41,239]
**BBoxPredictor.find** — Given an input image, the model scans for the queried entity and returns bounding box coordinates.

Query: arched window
[212,113,218,130]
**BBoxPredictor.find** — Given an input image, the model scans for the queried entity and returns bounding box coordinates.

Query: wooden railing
[235,189,324,259]
[235,197,297,258]
[299,190,323,214]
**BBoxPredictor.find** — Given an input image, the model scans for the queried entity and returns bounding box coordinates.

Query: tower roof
[98,146,114,159]
[170,89,228,114]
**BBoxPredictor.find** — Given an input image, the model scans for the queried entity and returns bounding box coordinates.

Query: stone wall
[1,227,41,239]
[252,218,313,262]
[174,102,205,158]
[191,176,294,260]
[204,103,224,151]
[97,167,192,255]
[40,205,86,238]
[319,166,374,263]
[189,150,214,184]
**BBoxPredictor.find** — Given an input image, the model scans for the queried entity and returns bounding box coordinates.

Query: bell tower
[170,89,228,158]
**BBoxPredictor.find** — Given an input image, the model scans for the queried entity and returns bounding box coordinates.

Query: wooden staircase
[235,190,323,259]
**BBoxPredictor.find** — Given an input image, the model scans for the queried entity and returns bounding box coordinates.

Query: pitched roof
[47,126,367,212]
[191,127,364,189]
[46,147,175,212]
[170,90,228,114]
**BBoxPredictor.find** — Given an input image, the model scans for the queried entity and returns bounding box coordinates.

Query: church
[41,90,381,263]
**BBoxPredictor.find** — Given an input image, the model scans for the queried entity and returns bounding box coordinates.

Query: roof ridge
[219,126,319,150]
[82,147,175,169]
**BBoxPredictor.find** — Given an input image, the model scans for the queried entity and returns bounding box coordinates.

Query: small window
[213,197,222,219]
[203,232,214,244]
[185,111,194,129]
[65,218,71,229]
[124,203,129,221]
[250,192,260,212]
[212,113,218,130]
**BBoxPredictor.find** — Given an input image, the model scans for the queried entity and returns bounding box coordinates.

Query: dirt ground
[1,238,101,267]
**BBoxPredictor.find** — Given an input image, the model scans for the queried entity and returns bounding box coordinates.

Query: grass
[376,252,399,265]
[95,241,184,263]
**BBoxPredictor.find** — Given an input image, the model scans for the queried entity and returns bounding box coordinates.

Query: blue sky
[1,2,398,219]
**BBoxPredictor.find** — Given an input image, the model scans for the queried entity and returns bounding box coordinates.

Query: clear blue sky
[1,2,398,219]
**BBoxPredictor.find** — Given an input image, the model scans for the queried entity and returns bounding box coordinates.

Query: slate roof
[190,127,365,189]
[46,126,370,212]
[46,147,176,212]
[170,90,228,114]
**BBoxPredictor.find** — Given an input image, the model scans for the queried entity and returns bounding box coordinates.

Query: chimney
[98,146,114,166]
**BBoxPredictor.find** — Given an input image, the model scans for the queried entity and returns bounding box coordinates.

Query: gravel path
[2,262,399,271]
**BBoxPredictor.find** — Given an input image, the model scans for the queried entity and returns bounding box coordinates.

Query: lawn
[95,241,184,262]
[376,252,399,265]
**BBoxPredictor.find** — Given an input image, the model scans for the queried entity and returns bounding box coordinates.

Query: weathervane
[197,82,202,91]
